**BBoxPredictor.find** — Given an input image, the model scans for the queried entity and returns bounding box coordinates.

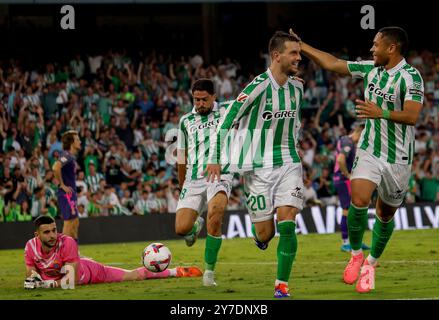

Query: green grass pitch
[1,229,438,300]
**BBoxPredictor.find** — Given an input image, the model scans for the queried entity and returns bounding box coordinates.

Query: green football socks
[347,204,369,251]
[205,234,222,271]
[276,220,297,282]
[370,216,395,259]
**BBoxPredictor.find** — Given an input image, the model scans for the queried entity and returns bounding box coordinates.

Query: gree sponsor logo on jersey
[367,83,396,102]
[261,110,296,121]
[188,118,221,133]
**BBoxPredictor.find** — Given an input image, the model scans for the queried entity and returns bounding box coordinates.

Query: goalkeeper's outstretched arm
[24,263,79,289]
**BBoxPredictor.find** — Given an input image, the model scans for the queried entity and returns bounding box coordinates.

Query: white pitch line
[393,297,439,300]
[105,260,439,266]
[187,260,439,265]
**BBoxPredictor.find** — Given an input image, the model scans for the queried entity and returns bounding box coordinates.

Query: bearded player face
[193,90,216,115]
[35,223,58,249]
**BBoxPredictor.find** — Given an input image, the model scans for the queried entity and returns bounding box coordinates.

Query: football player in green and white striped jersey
[175,79,233,287]
[291,26,424,293]
[206,31,305,298]
[85,163,104,193]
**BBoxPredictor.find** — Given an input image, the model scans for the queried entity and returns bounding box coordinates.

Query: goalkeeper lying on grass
[24,216,201,289]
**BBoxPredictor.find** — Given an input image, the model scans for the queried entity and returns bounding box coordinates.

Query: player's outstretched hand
[289,28,302,42]
[29,270,58,289]
[24,270,43,290]
[355,99,382,119]
[204,164,221,183]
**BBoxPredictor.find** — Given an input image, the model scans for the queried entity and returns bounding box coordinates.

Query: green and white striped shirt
[210,69,303,173]
[86,173,104,193]
[27,176,38,195]
[103,193,132,216]
[178,102,232,181]
[129,158,144,172]
[135,198,150,215]
[30,196,45,218]
[347,59,424,164]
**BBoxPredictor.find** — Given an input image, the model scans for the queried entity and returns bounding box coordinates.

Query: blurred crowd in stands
[0,48,438,222]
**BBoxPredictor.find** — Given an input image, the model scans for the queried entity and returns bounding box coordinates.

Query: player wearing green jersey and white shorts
[206,31,305,298]
[175,79,232,287]
[291,26,424,293]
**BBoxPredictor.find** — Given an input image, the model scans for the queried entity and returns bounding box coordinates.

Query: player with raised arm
[175,79,233,287]
[291,27,424,293]
[52,130,81,243]
[24,216,202,290]
[333,123,370,252]
[206,31,305,298]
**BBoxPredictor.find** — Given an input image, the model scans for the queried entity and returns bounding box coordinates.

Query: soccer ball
[142,243,172,272]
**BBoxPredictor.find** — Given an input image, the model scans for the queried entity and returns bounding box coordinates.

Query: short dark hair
[34,215,55,230]
[269,31,301,54]
[61,130,78,150]
[191,79,215,95]
[378,27,409,56]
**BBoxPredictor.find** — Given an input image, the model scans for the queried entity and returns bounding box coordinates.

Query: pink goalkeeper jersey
[24,234,126,285]
[25,234,86,282]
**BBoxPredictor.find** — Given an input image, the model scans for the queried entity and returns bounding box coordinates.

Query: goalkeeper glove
[24,271,58,289]
[24,277,37,290]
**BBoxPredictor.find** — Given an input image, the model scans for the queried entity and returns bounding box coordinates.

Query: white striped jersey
[135,199,150,215]
[30,196,45,218]
[103,192,132,216]
[347,59,424,164]
[45,185,56,204]
[132,190,141,204]
[84,111,99,132]
[210,68,303,173]
[85,173,104,193]
[178,102,232,181]
[129,158,144,172]
[140,141,159,159]
[26,176,38,194]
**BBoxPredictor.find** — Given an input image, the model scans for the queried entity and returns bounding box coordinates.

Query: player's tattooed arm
[289,28,350,76]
